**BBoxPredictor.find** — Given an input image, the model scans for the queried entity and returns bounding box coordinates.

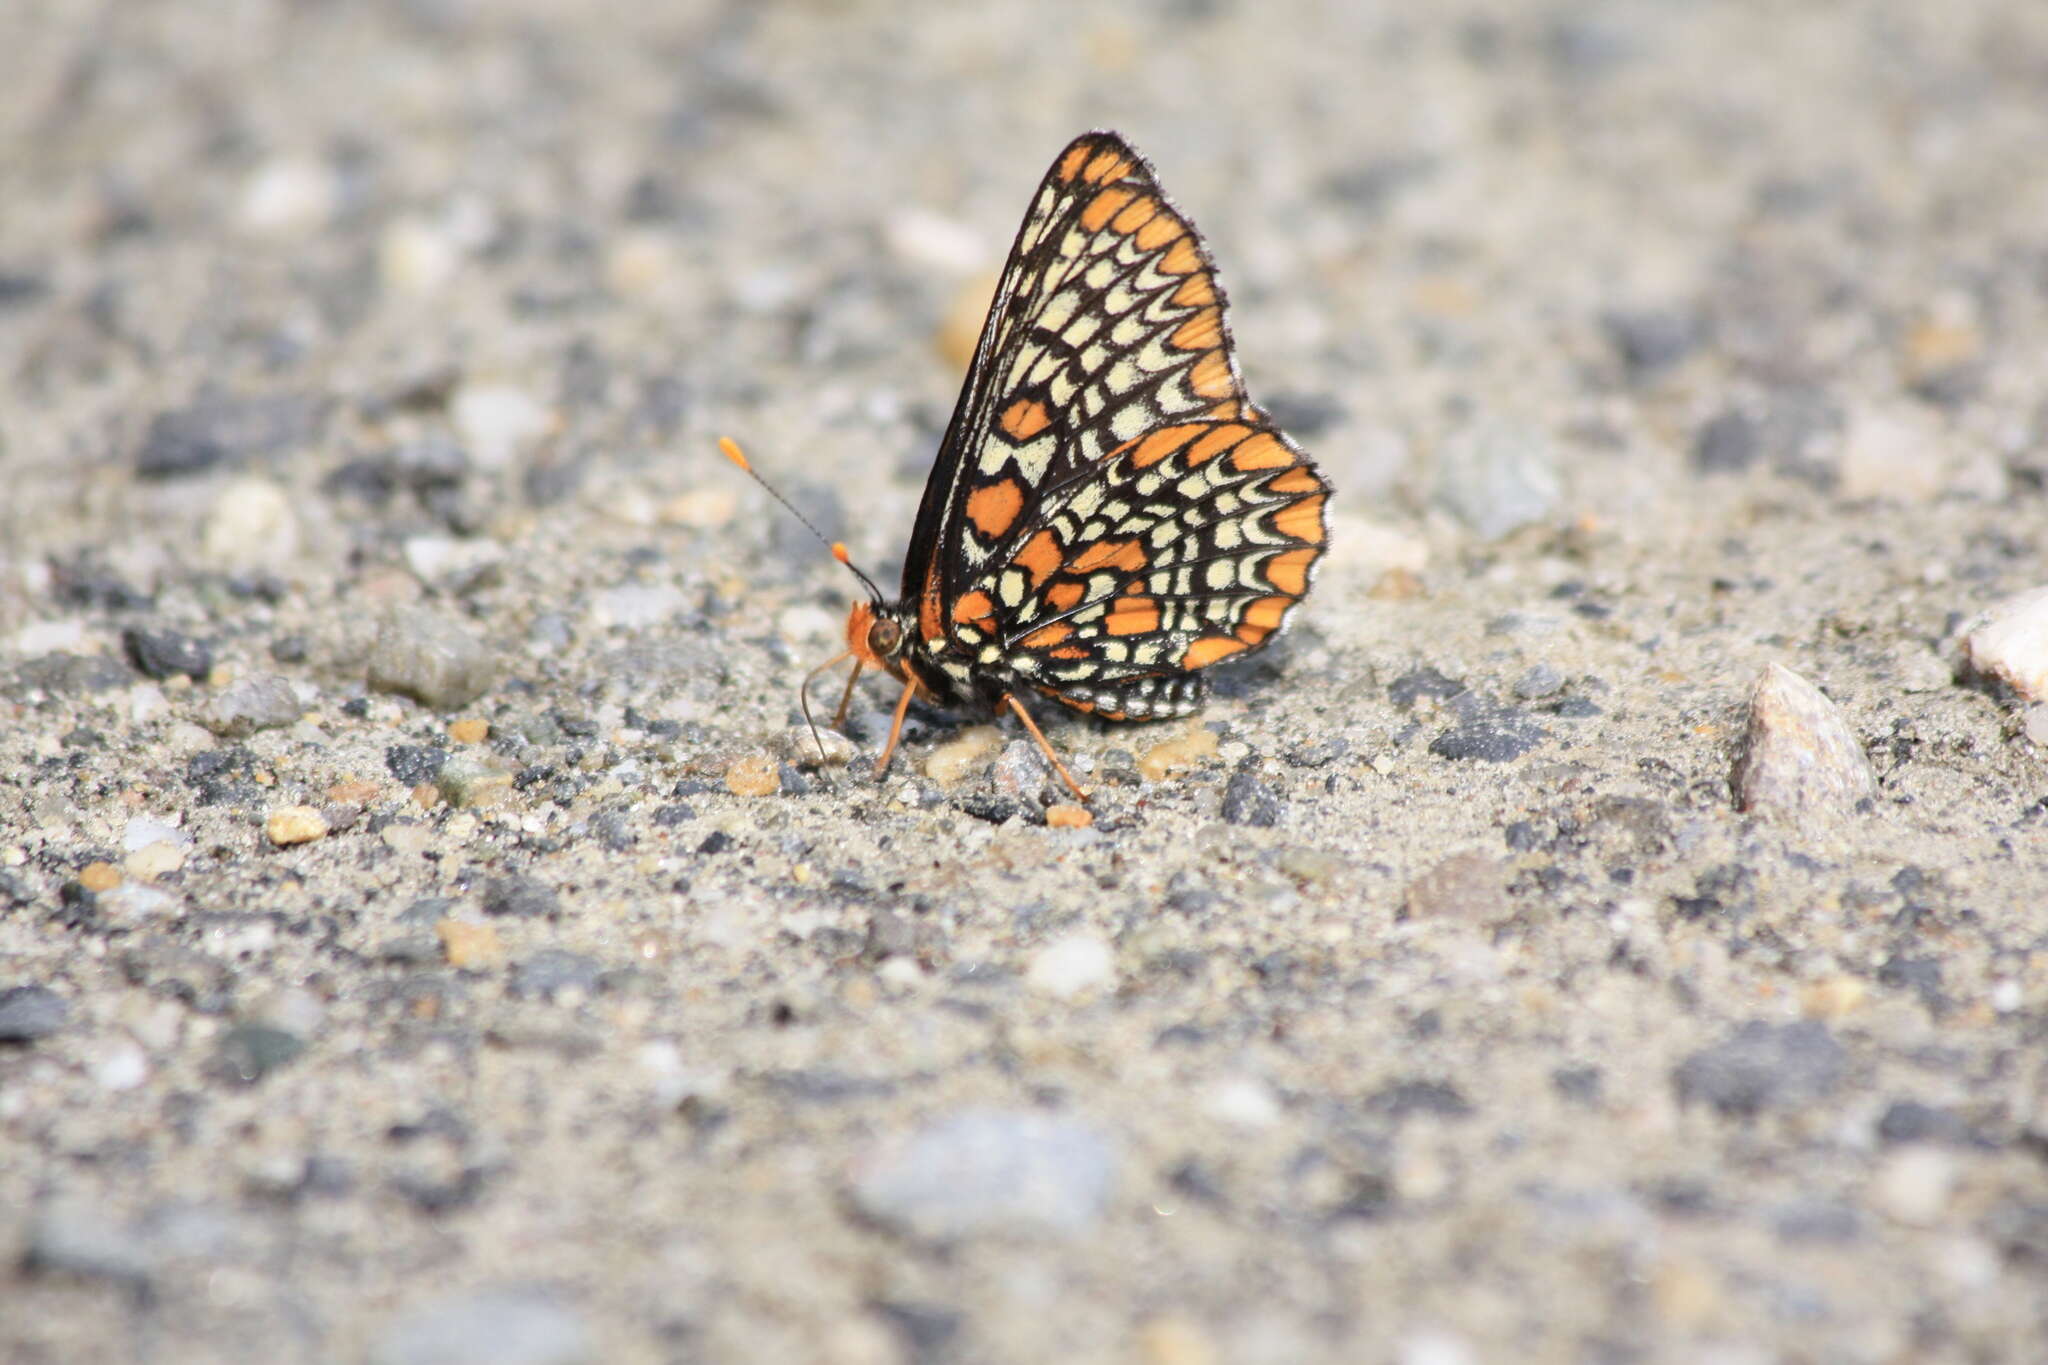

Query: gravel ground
[5,2,2048,1362]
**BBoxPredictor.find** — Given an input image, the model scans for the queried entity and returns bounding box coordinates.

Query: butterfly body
[766,131,1331,797]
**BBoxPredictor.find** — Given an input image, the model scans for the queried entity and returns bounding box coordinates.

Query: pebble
[1201,1075,1283,1129]
[123,841,186,881]
[1219,767,1282,826]
[1512,663,1565,699]
[725,754,780,797]
[450,383,554,470]
[201,478,301,569]
[89,1037,149,1091]
[1691,409,1760,474]
[2023,706,2048,748]
[22,1200,155,1294]
[0,985,69,1041]
[592,584,686,630]
[122,817,192,854]
[368,607,500,709]
[510,949,603,1000]
[1139,725,1219,782]
[780,723,855,768]
[237,157,335,235]
[79,861,123,892]
[1730,663,1877,814]
[480,877,559,919]
[133,391,321,480]
[924,725,1002,783]
[1602,306,1699,377]
[437,918,505,968]
[991,739,1053,802]
[1872,1146,1958,1226]
[436,753,513,809]
[368,1287,594,1365]
[658,488,737,529]
[1044,804,1092,829]
[266,806,330,845]
[1961,585,2048,702]
[121,627,212,680]
[379,215,462,295]
[850,1108,1118,1240]
[1429,711,1546,762]
[204,673,304,737]
[1837,406,1948,503]
[403,535,505,589]
[1404,850,1511,924]
[1433,417,1562,540]
[213,1022,306,1083]
[1672,1020,1846,1117]
[1397,1329,1479,1365]
[1025,932,1116,999]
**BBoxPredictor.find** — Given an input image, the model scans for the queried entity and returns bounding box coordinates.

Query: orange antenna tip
[831,542,852,564]
[717,436,750,471]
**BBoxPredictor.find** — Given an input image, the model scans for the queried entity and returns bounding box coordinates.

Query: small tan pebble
[725,754,780,797]
[410,783,442,809]
[1138,724,1219,783]
[1730,663,1877,815]
[780,724,855,768]
[435,918,504,969]
[325,779,381,804]
[380,823,431,856]
[1649,1259,1721,1327]
[1044,803,1092,829]
[924,725,1003,784]
[447,717,489,744]
[1368,565,1425,600]
[1136,1315,1219,1365]
[265,806,330,845]
[1801,976,1869,1019]
[78,861,123,893]
[123,842,186,881]
[659,488,738,529]
[1404,850,1510,924]
[1873,1145,1958,1226]
[1962,584,2048,702]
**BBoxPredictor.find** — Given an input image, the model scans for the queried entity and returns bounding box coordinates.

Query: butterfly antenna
[719,437,886,601]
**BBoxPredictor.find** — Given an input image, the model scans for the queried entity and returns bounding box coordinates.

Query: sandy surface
[3,2,2047,1362]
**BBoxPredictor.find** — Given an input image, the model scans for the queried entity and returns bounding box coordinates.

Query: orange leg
[1004,693,1090,803]
[874,675,920,777]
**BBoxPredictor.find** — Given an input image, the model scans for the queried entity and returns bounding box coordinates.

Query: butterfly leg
[873,675,920,778]
[831,659,865,730]
[1003,693,1090,803]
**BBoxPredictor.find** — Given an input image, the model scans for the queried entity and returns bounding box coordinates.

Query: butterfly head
[844,598,911,676]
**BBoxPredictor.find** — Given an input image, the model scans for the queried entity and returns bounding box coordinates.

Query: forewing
[904,131,1254,646]
[957,420,1330,720]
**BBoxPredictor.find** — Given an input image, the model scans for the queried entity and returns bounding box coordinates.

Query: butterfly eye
[868,619,902,655]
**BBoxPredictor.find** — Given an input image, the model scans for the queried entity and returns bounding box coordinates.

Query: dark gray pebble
[1602,306,1699,377]
[1693,409,1760,473]
[135,390,325,480]
[1672,1020,1846,1118]
[1220,768,1282,826]
[212,1023,306,1084]
[0,985,69,1042]
[385,746,449,785]
[1429,714,1545,762]
[121,627,213,680]
[481,877,559,918]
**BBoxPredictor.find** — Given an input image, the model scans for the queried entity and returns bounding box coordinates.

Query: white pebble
[238,158,335,235]
[1872,1145,1958,1226]
[450,383,553,469]
[1398,1328,1478,1365]
[1838,406,1947,503]
[1201,1075,1282,1129]
[1730,663,1876,814]
[1963,585,2048,702]
[90,1038,149,1092]
[202,479,300,570]
[1025,932,1116,999]
[379,216,460,295]
[122,818,191,853]
[128,684,170,725]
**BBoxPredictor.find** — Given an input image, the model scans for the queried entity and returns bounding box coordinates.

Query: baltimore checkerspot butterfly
[724,130,1330,801]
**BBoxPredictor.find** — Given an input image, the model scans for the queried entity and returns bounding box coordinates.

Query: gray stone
[509,950,603,1000]
[1730,663,1877,815]
[203,673,303,737]
[212,1023,306,1084]
[851,1108,1118,1241]
[1673,1020,1847,1118]
[122,627,213,680]
[1220,768,1282,827]
[368,1286,593,1365]
[23,1200,156,1295]
[0,985,69,1042]
[481,877,559,919]
[367,607,499,710]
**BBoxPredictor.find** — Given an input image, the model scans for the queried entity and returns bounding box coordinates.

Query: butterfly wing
[956,419,1329,720]
[902,131,1258,651]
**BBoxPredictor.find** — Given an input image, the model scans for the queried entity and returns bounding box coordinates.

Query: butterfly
[725,130,1330,802]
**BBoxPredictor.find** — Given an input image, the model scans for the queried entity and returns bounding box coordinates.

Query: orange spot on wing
[1130,424,1195,468]
[1013,528,1063,586]
[1264,547,1318,596]
[1171,307,1222,352]
[1050,645,1088,660]
[1067,538,1147,574]
[1239,595,1291,636]
[919,559,945,642]
[1082,185,1136,232]
[1187,424,1248,466]
[951,590,995,629]
[1112,195,1159,234]
[1106,598,1160,635]
[1162,237,1202,275]
[966,478,1024,539]
[1171,273,1215,307]
[1019,622,1074,650]
[1046,580,1085,611]
[1135,214,1182,252]
[999,398,1051,440]
[1203,400,1242,420]
[1082,149,1133,183]
[1267,467,1323,494]
[1057,143,1094,182]
[1273,495,1327,544]
[1228,432,1292,471]
[1189,350,1234,398]
[1180,636,1247,669]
